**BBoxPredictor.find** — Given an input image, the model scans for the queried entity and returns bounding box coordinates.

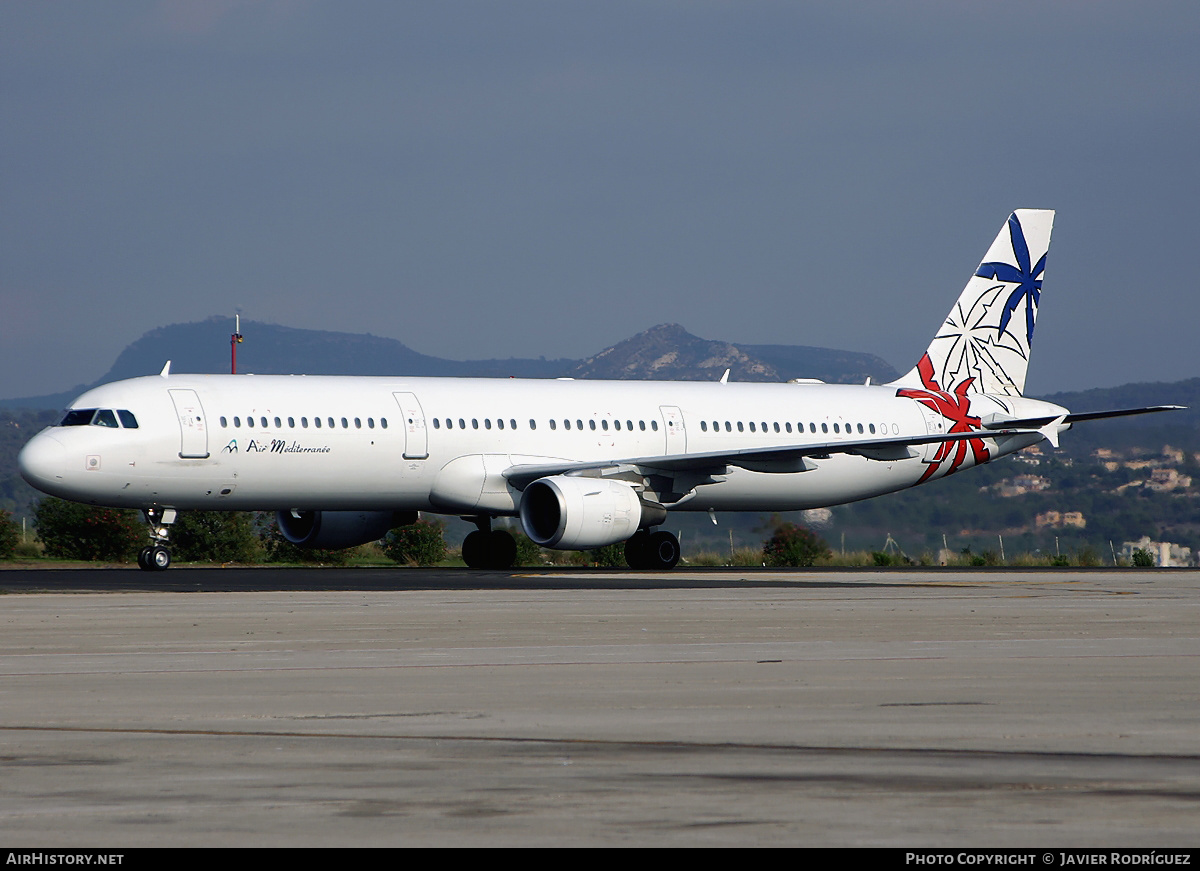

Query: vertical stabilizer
[890,209,1054,397]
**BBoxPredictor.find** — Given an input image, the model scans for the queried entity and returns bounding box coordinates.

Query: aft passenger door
[393,392,429,460]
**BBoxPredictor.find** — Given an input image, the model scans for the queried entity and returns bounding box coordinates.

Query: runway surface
[1,566,1197,847]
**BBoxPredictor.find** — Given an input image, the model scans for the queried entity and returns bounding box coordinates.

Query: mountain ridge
[1,316,899,409]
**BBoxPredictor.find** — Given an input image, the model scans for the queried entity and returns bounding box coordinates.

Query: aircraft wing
[502,427,1037,490]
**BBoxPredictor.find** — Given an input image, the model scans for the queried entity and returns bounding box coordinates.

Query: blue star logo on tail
[974,212,1046,345]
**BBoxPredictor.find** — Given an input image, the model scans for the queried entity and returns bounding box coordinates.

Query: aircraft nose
[18,433,67,493]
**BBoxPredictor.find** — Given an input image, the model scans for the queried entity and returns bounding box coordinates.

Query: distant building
[1036,510,1086,530]
[801,508,833,527]
[1147,468,1192,492]
[1120,536,1194,567]
[993,475,1051,498]
[1162,445,1184,464]
[1013,444,1044,465]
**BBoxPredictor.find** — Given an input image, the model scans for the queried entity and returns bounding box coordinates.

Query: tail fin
[890,209,1055,397]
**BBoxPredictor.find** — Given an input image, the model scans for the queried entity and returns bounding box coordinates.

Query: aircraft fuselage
[18,373,1054,516]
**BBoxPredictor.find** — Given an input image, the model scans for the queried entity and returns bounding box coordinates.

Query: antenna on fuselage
[231,314,243,374]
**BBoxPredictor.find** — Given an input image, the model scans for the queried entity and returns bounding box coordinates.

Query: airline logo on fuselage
[245,439,331,454]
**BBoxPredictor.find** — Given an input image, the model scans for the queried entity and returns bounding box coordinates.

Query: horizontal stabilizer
[981,405,1185,430]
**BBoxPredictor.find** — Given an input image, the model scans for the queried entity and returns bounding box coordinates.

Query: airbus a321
[18,210,1180,570]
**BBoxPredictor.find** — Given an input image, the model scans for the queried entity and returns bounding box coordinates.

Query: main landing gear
[461,518,518,570]
[459,519,680,570]
[137,507,176,572]
[623,529,681,570]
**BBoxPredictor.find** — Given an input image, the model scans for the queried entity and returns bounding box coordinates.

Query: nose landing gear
[138,507,176,572]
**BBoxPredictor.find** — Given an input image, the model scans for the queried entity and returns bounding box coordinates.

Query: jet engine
[275,509,416,549]
[519,476,666,549]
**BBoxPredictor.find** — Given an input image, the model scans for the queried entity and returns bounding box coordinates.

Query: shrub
[511,531,544,567]
[259,514,351,565]
[762,521,831,567]
[33,497,143,562]
[382,518,447,566]
[172,511,261,563]
[1131,548,1155,568]
[587,543,626,567]
[0,510,18,559]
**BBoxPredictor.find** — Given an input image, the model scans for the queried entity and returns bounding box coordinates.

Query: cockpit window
[59,408,138,428]
[60,409,97,426]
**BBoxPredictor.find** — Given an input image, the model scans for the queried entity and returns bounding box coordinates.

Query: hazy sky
[2,1,1197,400]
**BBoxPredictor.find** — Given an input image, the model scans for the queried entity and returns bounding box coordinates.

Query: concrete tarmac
[0,567,1197,847]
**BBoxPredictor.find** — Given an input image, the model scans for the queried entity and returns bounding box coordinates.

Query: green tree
[762,520,831,567]
[382,518,447,566]
[0,510,18,559]
[172,511,261,563]
[587,543,626,567]
[511,531,544,567]
[33,497,143,562]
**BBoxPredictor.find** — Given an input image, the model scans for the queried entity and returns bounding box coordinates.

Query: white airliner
[18,210,1180,571]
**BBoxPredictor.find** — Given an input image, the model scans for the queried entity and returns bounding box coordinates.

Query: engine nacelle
[519,476,666,549]
[275,509,416,549]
